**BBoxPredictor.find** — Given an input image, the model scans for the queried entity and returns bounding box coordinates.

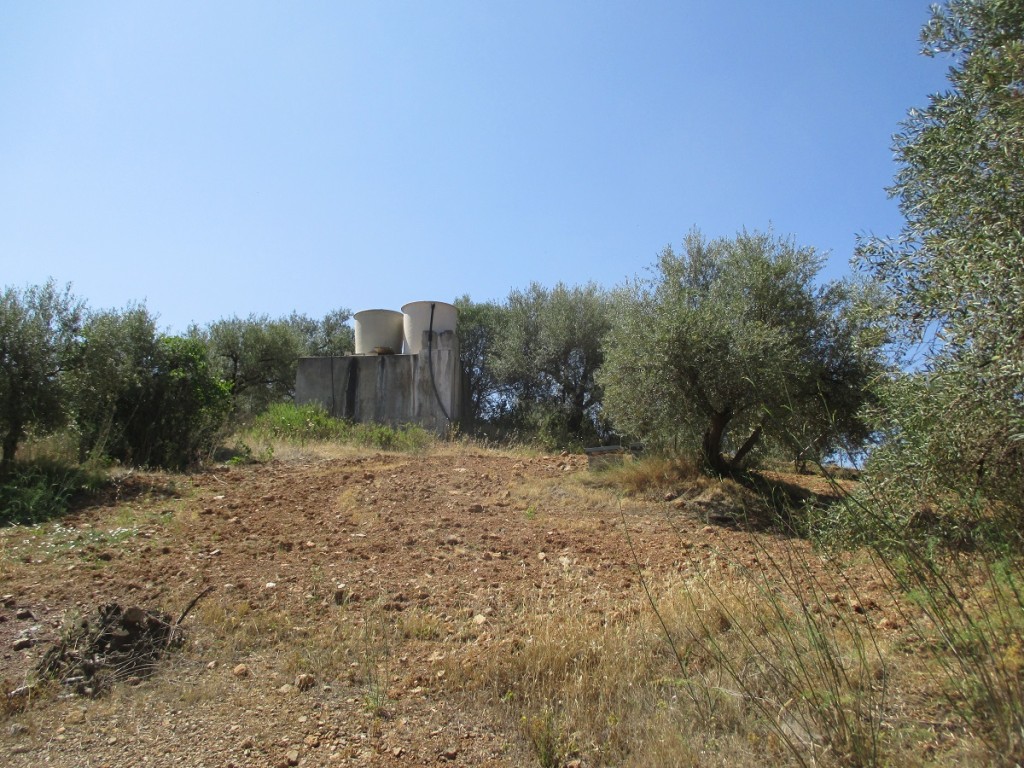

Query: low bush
[0,460,104,526]
[251,402,348,442]
[250,403,433,452]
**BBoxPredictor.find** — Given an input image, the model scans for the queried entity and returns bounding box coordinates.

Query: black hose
[329,356,336,416]
[427,302,452,423]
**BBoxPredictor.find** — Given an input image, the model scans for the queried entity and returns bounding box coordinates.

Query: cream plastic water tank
[353,309,405,354]
[401,301,458,354]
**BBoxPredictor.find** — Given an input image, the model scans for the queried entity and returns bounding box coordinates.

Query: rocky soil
[0,447,895,767]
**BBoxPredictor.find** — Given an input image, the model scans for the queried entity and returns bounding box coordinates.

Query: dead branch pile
[36,603,183,697]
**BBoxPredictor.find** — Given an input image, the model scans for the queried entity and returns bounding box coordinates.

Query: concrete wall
[295,330,460,435]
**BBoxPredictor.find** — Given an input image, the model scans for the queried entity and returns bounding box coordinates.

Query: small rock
[207,661,217,670]
[15,609,34,620]
[537,552,546,561]
[240,736,255,749]
[8,723,29,736]
[472,614,487,625]
[265,582,277,589]
[12,637,33,651]
[11,745,31,755]
[278,683,296,695]
[441,747,459,761]
[392,746,405,757]
[232,664,250,678]
[295,673,315,691]
[663,491,677,502]
[286,748,301,765]
[467,504,484,514]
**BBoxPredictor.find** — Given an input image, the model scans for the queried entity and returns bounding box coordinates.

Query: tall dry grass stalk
[820,478,1024,764]
[458,538,900,767]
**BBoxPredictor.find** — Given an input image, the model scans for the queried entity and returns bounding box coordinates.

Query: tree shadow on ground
[712,468,855,537]
[0,461,181,528]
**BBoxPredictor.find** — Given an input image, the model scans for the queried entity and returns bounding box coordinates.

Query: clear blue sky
[2,1,949,333]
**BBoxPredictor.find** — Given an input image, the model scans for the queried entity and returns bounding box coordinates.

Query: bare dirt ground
[0,446,899,767]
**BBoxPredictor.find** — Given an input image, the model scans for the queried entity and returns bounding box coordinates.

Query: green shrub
[0,460,103,526]
[119,336,231,470]
[350,421,432,452]
[251,403,432,452]
[252,402,350,442]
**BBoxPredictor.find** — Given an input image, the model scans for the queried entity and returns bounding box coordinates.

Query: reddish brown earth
[0,448,896,767]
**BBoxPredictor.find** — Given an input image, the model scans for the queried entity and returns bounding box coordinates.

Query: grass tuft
[587,455,703,497]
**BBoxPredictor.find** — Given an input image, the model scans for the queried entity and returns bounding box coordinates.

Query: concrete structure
[295,328,460,435]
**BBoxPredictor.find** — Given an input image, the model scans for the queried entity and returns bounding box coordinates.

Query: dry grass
[585,455,705,498]
[455,592,685,767]
[455,539,943,768]
[876,548,1024,764]
[258,439,366,463]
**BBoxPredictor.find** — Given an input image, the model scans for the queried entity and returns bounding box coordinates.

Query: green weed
[249,403,433,452]
[0,460,105,526]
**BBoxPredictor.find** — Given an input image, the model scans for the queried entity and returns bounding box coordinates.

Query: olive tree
[0,281,82,472]
[490,282,612,445]
[856,0,1024,508]
[198,309,354,419]
[454,295,507,428]
[600,229,879,474]
[197,315,304,417]
[287,308,354,358]
[70,305,160,461]
[69,308,231,469]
